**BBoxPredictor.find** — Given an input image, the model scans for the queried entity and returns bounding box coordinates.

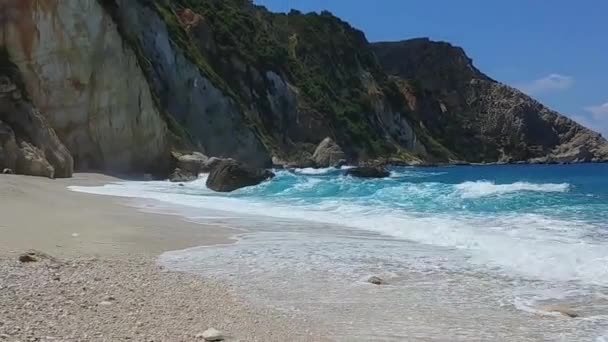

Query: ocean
[70,164,608,341]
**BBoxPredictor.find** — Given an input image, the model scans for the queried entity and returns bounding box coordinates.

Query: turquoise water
[228,164,607,223]
[71,164,608,340]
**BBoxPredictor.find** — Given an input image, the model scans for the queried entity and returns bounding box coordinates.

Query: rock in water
[200,328,224,341]
[206,160,274,192]
[312,137,346,168]
[203,157,228,171]
[346,166,390,178]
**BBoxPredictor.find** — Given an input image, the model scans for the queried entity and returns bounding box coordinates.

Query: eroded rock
[206,160,274,192]
[173,152,209,174]
[346,166,390,178]
[312,137,346,168]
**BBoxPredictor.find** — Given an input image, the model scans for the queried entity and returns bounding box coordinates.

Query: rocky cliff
[0,1,606,179]
[0,0,170,174]
[0,49,73,178]
[372,38,608,163]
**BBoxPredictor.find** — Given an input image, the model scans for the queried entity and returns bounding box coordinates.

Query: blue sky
[255,0,608,136]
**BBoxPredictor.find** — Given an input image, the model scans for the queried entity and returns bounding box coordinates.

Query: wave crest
[455,181,570,198]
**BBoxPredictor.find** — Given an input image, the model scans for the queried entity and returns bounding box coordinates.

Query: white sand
[0,173,327,341]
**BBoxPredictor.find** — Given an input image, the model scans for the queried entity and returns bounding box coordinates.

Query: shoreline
[0,173,328,341]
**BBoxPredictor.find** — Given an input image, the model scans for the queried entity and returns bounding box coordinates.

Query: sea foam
[455,180,570,198]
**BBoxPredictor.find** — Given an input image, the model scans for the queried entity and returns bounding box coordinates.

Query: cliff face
[0,0,169,174]
[124,0,427,163]
[106,0,272,168]
[372,38,608,163]
[1,1,606,178]
[0,50,73,178]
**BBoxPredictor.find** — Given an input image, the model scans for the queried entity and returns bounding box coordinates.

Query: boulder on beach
[204,156,228,171]
[206,159,274,192]
[312,137,346,168]
[173,152,209,174]
[346,166,390,178]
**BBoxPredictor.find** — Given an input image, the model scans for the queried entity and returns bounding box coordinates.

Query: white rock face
[0,0,169,173]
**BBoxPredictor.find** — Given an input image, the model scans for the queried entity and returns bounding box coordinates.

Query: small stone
[367,276,385,285]
[18,252,38,263]
[105,295,116,301]
[200,328,224,341]
[98,301,113,306]
[542,305,579,318]
[2,168,13,174]
[71,233,80,237]
[0,334,9,339]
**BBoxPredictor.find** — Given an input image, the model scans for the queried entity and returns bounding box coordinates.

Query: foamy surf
[455,180,570,198]
[71,164,608,341]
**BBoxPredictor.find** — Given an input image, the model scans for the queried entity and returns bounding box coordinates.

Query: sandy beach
[0,174,327,341]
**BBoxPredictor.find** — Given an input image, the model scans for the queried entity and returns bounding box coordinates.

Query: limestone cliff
[96,0,425,166]
[0,50,73,178]
[0,0,169,174]
[104,0,271,168]
[372,38,608,163]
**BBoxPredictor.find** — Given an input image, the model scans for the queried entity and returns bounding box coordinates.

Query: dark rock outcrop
[206,160,275,192]
[204,157,228,171]
[371,38,608,163]
[346,166,390,178]
[312,137,347,168]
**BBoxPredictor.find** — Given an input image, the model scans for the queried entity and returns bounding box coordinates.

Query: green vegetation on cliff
[100,0,606,166]
[148,0,443,161]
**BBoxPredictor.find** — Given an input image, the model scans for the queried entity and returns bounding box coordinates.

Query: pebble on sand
[18,252,39,263]
[367,276,385,285]
[199,328,224,341]
[542,305,579,318]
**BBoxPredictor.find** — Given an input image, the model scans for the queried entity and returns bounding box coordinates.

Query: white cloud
[517,74,574,95]
[573,113,608,138]
[585,102,608,119]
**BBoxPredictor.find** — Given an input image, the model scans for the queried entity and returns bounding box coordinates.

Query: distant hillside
[372,38,608,163]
